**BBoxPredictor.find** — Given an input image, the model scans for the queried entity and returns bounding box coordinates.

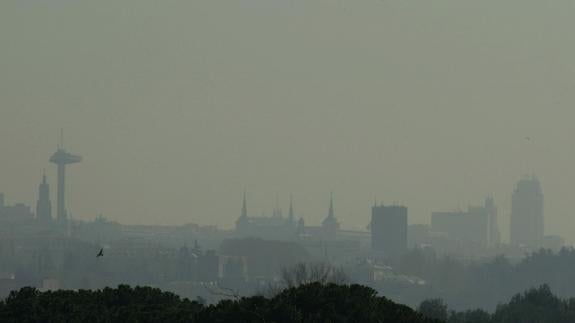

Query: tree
[262,261,348,297]
[280,262,348,288]
[418,298,448,321]
[0,283,438,323]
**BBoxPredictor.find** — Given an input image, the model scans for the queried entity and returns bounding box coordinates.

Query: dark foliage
[0,283,437,323]
[420,284,575,323]
[395,247,575,311]
[419,299,448,321]
[0,285,203,323]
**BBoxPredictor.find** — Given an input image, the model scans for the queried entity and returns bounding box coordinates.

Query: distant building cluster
[0,138,566,302]
[232,175,563,261]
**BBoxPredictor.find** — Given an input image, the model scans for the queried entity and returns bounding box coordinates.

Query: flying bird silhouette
[96,248,104,258]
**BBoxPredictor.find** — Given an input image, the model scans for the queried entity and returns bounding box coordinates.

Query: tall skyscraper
[36,174,52,223]
[371,205,408,258]
[510,176,544,248]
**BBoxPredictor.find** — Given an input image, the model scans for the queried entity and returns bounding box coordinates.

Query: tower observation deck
[50,147,81,222]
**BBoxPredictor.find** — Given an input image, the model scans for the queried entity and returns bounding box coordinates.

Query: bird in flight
[96,248,104,258]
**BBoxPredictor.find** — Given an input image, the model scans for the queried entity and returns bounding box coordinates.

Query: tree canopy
[419,284,575,323]
[0,283,437,323]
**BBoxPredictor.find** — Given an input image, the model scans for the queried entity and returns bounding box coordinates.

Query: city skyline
[3,2,575,318]
[3,0,575,244]
[0,146,558,248]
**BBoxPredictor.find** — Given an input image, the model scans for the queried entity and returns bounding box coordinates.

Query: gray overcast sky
[1,0,575,242]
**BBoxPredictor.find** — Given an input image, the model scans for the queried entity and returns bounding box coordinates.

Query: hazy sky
[2,0,575,242]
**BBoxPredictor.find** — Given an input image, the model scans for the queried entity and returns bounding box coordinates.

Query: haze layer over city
[2,0,575,243]
[4,1,575,321]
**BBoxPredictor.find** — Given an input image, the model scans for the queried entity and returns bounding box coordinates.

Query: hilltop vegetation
[0,283,436,323]
[419,285,575,323]
[3,281,574,322]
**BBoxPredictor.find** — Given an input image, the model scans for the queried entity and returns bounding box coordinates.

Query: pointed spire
[241,191,247,218]
[328,192,334,219]
[288,194,294,222]
[322,192,339,233]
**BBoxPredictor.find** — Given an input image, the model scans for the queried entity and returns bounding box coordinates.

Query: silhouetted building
[371,205,407,258]
[235,193,298,240]
[510,176,544,248]
[432,205,488,246]
[50,143,82,223]
[288,196,295,226]
[321,194,340,240]
[235,192,250,234]
[0,194,34,219]
[485,197,500,246]
[36,174,52,223]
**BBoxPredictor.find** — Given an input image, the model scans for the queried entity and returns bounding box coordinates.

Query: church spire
[288,194,294,222]
[322,192,339,238]
[328,192,334,219]
[236,191,250,233]
[241,191,247,218]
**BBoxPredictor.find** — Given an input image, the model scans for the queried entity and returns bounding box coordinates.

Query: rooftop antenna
[59,128,64,149]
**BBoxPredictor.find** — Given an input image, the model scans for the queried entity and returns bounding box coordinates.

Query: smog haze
[2,0,575,243]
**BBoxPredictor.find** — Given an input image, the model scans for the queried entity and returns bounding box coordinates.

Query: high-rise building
[510,176,544,248]
[371,205,407,258]
[36,174,52,223]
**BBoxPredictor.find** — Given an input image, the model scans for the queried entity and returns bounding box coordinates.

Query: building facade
[36,174,52,223]
[371,205,407,258]
[510,176,544,248]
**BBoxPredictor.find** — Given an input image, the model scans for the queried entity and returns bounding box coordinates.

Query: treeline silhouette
[420,284,575,323]
[3,281,575,322]
[394,247,575,310]
[0,284,436,323]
